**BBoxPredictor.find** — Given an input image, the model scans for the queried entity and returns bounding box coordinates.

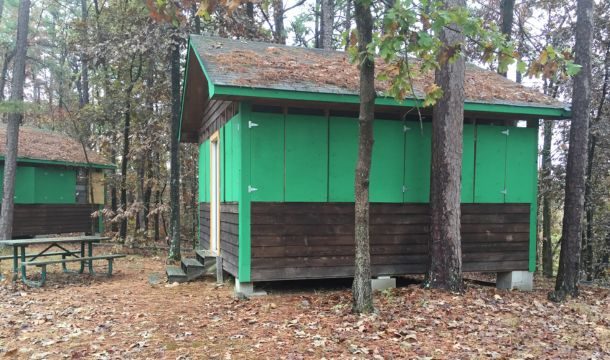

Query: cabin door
[209,132,220,254]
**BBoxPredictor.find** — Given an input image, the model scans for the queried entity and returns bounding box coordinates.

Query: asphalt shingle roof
[0,125,111,167]
[190,34,566,109]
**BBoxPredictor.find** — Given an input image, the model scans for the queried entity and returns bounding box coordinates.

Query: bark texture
[320,0,334,49]
[273,0,286,44]
[550,0,593,302]
[0,0,30,240]
[425,0,465,293]
[498,0,514,77]
[352,0,374,314]
[168,35,182,261]
[541,119,554,277]
[583,43,609,280]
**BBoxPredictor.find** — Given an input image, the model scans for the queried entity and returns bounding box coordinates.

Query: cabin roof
[179,35,571,142]
[190,35,567,108]
[0,125,113,169]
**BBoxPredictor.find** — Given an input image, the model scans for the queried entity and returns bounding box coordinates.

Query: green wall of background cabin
[0,165,76,204]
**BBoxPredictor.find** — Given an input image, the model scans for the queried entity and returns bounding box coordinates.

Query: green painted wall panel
[198,140,209,202]
[238,103,252,282]
[328,117,358,202]
[404,122,431,202]
[220,127,226,202]
[505,127,538,202]
[461,124,476,203]
[250,112,285,201]
[370,120,404,202]
[474,125,507,203]
[0,166,36,203]
[34,167,76,204]
[231,116,242,202]
[224,120,232,201]
[285,114,328,202]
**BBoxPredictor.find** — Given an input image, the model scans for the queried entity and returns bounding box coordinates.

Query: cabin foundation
[234,279,267,298]
[496,271,533,291]
[371,276,396,291]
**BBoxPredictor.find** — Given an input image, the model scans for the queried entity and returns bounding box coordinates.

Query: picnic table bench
[0,236,125,287]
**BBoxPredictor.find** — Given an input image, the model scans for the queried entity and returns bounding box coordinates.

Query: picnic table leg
[79,242,86,274]
[21,264,45,288]
[87,241,94,274]
[11,246,19,281]
[20,246,28,284]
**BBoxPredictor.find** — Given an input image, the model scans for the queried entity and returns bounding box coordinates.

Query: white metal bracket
[402,185,408,193]
[248,185,258,193]
[501,129,510,136]
[500,189,507,195]
[248,121,259,128]
[403,125,411,132]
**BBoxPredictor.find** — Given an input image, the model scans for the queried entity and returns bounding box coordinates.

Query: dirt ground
[0,248,609,360]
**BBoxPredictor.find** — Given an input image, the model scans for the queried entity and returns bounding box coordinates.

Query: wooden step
[195,249,217,265]
[181,258,205,281]
[166,266,187,283]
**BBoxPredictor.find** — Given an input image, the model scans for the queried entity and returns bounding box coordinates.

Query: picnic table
[0,236,124,287]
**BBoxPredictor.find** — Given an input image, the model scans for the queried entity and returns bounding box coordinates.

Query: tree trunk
[314,0,320,48]
[136,159,146,233]
[111,146,118,232]
[273,0,286,44]
[143,153,153,233]
[424,0,466,293]
[80,0,90,106]
[498,0,514,77]
[191,3,202,34]
[168,34,182,261]
[343,0,351,51]
[0,0,30,241]
[120,97,131,241]
[352,0,374,314]
[246,2,254,19]
[0,48,15,102]
[583,42,609,280]
[154,152,161,241]
[541,119,554,277]
[320,0,334,49]
[550,0,593,302]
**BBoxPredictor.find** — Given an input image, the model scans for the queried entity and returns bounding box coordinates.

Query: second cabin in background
[0,126,113,238]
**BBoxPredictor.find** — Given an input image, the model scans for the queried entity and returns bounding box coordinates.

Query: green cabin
[0,126,113,237]
[179,35,570,292]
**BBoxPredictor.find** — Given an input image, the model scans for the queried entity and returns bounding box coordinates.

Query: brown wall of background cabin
[249,202,530,282]
[6,204,99,237]
[199,202,239,278]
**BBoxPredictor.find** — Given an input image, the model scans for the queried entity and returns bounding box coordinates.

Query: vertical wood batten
[238,102,252,282]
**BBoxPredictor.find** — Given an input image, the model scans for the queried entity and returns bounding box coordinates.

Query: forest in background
[0,0,608,280]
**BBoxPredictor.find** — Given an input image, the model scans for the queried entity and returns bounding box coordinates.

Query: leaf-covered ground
[0,250,609,359]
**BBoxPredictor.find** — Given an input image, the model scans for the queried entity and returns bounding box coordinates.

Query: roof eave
[212,84,571,120]
[0,156,115,169]
[179,37,218,143]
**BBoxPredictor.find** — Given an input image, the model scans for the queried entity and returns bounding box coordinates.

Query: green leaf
[566,61,582,76]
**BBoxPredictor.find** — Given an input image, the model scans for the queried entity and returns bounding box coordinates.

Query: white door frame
[209,131,220,254]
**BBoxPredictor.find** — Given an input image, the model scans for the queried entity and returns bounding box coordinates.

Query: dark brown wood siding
[199,202,239,277]
[198,101,238,144]
[199,203,210,250]
[250,202,530,281]
[220,203,239,277]
[6,204,99,237]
